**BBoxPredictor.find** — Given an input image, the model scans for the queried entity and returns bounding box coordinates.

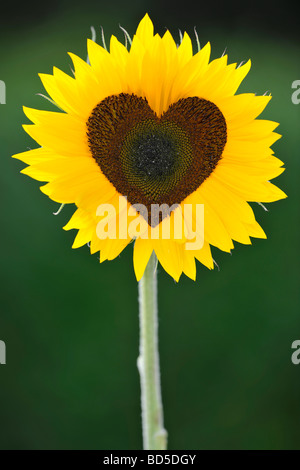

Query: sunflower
[13,14,286,281]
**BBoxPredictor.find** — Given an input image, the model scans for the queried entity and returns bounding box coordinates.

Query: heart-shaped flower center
[87,93,227,226]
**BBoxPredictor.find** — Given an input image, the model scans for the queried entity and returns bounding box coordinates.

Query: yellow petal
[152,239,183,281]
[133,238,154,281]
[12,147,57,165]
[72,227,93,248]
[182,251,196,280]
[135,13,154,48]
[191,242,214,270]
[64,207,93,231]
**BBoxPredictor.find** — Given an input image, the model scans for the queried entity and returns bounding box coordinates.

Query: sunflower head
[13,14,286,281]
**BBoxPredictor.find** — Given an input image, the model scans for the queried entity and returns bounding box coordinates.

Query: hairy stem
[137,252,167,450]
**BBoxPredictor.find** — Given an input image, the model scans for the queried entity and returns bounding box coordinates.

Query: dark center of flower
[87,93,227,226]
[131,131,176,177]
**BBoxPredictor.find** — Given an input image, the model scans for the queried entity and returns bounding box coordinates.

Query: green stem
[137,252,167,450]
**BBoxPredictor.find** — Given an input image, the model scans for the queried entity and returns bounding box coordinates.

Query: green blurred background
[0,0,299,450]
